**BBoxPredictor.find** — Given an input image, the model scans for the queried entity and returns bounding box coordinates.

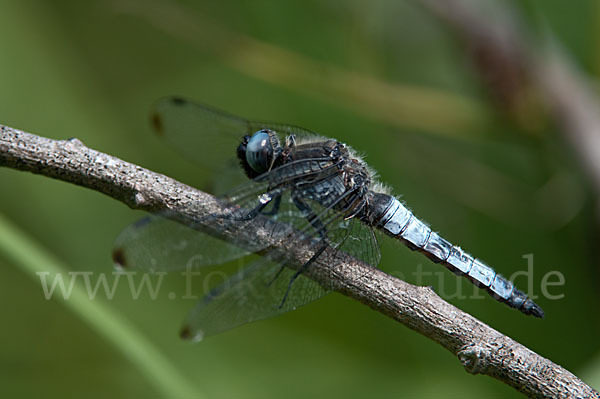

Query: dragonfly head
[237,129,281,178]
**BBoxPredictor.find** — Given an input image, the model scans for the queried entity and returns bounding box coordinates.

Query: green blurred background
[1,0,599,397]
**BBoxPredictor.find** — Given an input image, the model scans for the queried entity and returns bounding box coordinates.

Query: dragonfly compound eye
[246,130,273,174]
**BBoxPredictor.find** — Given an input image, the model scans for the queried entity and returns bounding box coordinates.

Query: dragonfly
[113,97,544,341]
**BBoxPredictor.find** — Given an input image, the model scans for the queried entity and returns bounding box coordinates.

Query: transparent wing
[209,158,249,197]
[180,253,329,340]
[150,97,321,169]
[213,155,378,263]
[330,217,381,268]
[111,152,347,272]
[112,213,251,272]
[180,169,382,339]
[221,185,382,268]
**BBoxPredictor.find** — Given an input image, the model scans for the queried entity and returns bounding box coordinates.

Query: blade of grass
[0,213,202,399]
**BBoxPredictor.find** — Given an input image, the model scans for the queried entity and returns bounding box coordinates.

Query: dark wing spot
[171,97,186,106]
[150,112,164,136]
[180,325,193,340]
[112,247,128,268]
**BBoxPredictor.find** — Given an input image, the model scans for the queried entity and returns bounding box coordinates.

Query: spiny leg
[267,194,328,286]
[267,195,327,288]
[292,197,328,240]
[272,186,368,303]
[275,196,330,308]
[222,190,282,221]
[260,193,282,216]
[266,261,287,289]
[278,244,328,309]
[267,194,329,285]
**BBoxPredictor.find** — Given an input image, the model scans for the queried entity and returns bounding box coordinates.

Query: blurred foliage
[0,0,599,397]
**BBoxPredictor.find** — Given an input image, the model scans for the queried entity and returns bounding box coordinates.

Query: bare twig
[1,126,597,398]
[419,0,600,200]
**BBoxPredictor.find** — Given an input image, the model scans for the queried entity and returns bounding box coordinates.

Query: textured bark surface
[1,126,598,398]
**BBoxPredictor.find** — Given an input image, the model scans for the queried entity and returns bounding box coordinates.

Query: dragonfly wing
[111,155,343,273]
[180,211,380,340]
[112,213,251,272]
[210,158,249,196]
[150,97,249,169]
[218,155,344,216]
[246,120,321,141]
[212,156,379,266]
[180,252,329,340]
[329,217,381,268]
[150,97,322,169]
[181,167,381,339]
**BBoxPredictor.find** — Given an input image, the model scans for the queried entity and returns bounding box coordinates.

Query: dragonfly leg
[260,193,282,216]
[292,196,327,239]
[266,262,286,288]
[278,244,328,309]
[222,190,282,221]
[274,196,331,307]
[265,195,323,289]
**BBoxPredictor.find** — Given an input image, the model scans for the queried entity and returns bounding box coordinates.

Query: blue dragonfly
[113,97,543,341]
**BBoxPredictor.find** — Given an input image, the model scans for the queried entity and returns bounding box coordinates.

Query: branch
[1,126,597,398]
